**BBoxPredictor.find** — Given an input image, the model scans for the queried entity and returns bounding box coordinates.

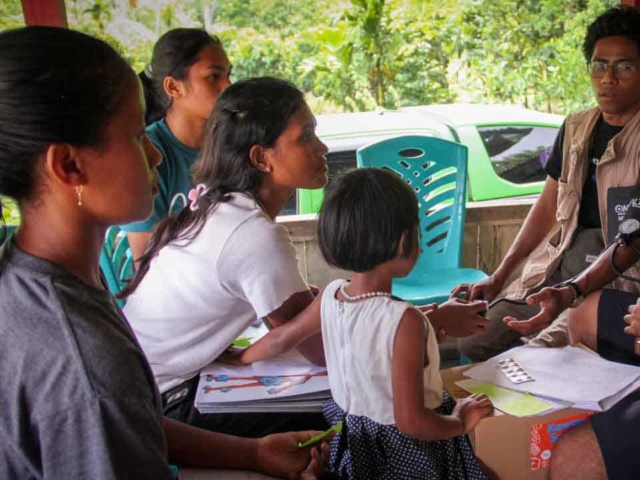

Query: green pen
[298,421,343,448]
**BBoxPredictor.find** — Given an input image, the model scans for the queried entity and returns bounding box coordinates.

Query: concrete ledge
[277,197,533,286]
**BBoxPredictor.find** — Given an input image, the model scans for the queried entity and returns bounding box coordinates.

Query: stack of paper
[464,346,640,412]
[195,350,331,414]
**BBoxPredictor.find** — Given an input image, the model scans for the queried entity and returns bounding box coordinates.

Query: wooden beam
[21,0,68,28]
[621,0,640,8]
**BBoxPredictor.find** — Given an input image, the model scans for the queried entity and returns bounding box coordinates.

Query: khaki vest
[505,106,640,298]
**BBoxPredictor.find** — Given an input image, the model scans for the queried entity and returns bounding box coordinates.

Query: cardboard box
[441,365,593,480]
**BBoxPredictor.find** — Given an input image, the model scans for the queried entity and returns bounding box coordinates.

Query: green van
[282,104,564,215]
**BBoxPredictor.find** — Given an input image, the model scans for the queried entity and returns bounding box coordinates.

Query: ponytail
[140,28,221,126]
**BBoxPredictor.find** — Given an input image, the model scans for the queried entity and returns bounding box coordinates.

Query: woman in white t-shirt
[122,77,330,437]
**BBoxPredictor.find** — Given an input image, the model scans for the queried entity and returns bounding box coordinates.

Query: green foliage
[0,0,624,225]
[456,0,618,114]
[0,0,25,31]
[0,0,625,115]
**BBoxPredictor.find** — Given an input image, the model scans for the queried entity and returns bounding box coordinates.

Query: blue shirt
[122,119,198,232]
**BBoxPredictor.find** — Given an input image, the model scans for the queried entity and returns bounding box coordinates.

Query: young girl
[122,77,330,437]
[0,26,327,479]
[236,168,493,479]
[124,28,232,261]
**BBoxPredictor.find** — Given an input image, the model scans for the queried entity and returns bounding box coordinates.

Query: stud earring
[76,186,83,207]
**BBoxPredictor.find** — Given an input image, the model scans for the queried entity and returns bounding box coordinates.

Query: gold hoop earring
[76,186,83,207]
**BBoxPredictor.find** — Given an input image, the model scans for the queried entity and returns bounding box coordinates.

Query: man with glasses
[456,7,640,479]
[457,7,640,478]
[456,5,640,369]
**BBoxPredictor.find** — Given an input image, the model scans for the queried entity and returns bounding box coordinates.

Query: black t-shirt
[545,118,624,228]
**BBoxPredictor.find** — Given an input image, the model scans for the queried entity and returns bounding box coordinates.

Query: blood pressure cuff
[607,185,640,242]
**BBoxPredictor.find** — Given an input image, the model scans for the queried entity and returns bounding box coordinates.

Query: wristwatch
[618,218,640,244]
[559,280,585,308]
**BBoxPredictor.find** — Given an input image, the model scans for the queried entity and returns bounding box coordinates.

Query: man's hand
[256,431,333,480]
[451,274,505,302]
[428,297,489,337]
[503,286,575,335]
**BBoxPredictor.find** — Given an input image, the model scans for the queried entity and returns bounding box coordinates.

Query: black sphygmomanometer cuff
[607,185,640,242]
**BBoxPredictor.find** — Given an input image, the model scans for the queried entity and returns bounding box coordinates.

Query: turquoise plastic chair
[357,135,488,305]
[2,225,17,239]
[99,226,134,306]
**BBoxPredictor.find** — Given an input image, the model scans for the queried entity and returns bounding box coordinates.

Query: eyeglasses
[588,60,639,80]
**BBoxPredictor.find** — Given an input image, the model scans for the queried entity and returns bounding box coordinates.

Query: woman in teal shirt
[124,28,232,262]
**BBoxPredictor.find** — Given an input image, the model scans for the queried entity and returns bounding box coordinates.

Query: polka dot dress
[323,393,488,480]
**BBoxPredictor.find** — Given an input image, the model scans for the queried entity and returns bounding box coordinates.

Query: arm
[424,297,490,338]
[164,417,325,477]
[240,290,323,364]
[508,235,640,334]
[392,309,465,440]
[220,218,325,365]
[460,176,559,302]
[164,416,260,470]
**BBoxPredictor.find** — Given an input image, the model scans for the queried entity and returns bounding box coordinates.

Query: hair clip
[188,183,210,212]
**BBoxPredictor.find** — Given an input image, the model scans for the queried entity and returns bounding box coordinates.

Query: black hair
[0,26,133,205]
[317,168,419,273]
[140,28,222,125]
[583,6,640,62]
[121,77,306,297]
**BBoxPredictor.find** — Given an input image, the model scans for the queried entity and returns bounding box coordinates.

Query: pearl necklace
[339,283,392,302]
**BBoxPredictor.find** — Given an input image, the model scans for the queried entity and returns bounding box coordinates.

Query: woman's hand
[215,348,246,366]
[302,442,332,480]
[504,286,575,335]
[450,274,506,302]
[428,297,489,337]
[256,431,333,480]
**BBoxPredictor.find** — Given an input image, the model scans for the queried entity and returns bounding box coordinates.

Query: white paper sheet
[464,346,640,411]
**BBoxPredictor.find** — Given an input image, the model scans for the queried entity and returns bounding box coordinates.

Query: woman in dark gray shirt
[0,26,326,479]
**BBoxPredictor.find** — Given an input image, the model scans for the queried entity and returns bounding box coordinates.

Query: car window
[477,126,558,185]
[281,193,298,216]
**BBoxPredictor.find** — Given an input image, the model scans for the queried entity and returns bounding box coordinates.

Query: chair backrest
[99,226,134,305]
[357,135,469,272]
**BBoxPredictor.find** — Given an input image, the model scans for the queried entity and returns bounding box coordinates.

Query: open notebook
[194,349,331,414]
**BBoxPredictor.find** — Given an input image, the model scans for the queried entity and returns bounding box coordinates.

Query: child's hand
[455,394,493,433]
